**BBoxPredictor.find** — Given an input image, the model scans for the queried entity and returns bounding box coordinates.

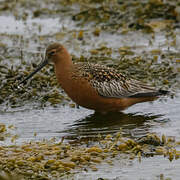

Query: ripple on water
[0,94,179,145]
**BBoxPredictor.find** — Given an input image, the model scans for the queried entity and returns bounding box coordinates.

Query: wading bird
[19,43,168,113]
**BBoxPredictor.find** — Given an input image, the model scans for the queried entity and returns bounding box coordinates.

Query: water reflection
[60,112,166,141]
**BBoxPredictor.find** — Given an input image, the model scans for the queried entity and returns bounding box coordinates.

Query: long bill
[18,59,48,85]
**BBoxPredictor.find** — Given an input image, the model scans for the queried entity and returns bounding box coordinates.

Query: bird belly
[58,78,157,112]
[59,78,125,111]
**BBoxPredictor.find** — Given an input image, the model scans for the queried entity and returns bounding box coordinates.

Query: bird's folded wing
[92,78,157,98]
[75,62,157,98]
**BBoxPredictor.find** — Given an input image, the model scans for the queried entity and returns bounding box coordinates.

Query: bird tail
[129,89,170,98]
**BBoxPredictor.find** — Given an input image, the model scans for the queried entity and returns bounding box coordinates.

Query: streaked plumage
[73,62,160,98]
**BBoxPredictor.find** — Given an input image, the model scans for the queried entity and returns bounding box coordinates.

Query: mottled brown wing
[74,62,157,98]
[92,78,157,98]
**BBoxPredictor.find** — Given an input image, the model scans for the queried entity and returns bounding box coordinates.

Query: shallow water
[0,7,180,180]
[74,156,180,180]
[0,95,179,144]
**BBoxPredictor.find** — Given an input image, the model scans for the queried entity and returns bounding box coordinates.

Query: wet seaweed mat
[0,132,179,180]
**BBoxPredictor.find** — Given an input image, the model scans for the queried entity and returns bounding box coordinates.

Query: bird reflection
[60,111,166,142]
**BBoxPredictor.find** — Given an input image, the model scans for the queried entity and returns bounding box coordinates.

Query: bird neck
[54,51,74,81]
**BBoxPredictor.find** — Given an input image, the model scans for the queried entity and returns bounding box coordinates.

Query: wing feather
[74,62,158,98]
[94,79,157,98]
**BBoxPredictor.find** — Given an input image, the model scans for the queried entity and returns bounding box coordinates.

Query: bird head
[18,43,63,85]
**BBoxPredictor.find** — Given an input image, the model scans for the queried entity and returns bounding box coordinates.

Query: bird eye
[48,50,56,56]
